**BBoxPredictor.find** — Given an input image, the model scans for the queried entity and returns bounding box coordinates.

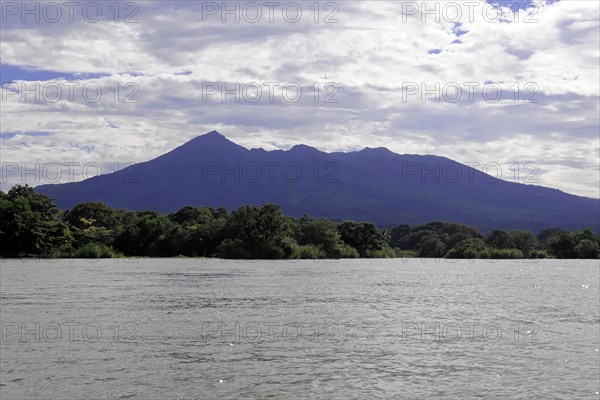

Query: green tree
[396,230,435,250]
[574,239,599,259]
[538,228,567,247]
[570,228,595,244]
[63,202,122,249]
[168,206,215,227]
[414,221,481,238]
[417,235,446,258]
[446,238,489,259]
[338,221,389,257]
[0,185,72,257]
[389,224,411,248]
[296,218,342,257]
[486,230,512,249]
[114,211,173,256]
[65,202,120,230]
[69,216,115,247]
[167,206,226,256]
[445,232,469,250]
[220,204,295,258]
[548,233,576,259]
[508,230,537,256]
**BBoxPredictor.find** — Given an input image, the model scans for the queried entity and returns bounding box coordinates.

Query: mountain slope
[36,131,600,233]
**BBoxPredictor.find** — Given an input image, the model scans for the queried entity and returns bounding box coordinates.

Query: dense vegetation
[1,185,599,259]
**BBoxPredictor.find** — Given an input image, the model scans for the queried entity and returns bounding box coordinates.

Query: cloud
[0,0,598,198]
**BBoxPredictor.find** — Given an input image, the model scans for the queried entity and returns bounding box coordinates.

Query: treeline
[1,185,599,259]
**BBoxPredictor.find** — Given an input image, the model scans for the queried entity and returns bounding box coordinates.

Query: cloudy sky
[1,0,598,198]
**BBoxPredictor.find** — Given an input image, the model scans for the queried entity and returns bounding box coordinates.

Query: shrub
[256,244,286,259]
[446,238,489,258]
[548,234,576,258]
[365,247,397,258]
[574,239,600,259]
[71,243,118,258]
[417,235,446,258]
[528,250,549,259]
[218,239,251,259]
[330,243,360,258]
[488,248,524,259]
[396,249,417,258]
[292,244,326,259]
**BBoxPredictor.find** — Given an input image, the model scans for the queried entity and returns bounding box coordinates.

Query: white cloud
[1,0,598,197]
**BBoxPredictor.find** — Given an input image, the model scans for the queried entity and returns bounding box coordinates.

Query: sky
[0,0,599,198]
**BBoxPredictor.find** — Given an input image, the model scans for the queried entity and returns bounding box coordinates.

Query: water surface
[1,259,599,399]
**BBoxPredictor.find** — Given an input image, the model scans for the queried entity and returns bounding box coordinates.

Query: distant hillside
[36,131,600,233]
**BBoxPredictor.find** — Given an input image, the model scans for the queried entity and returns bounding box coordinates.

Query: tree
[417,235,446,258]
[168,206,215,227]
[220,204,295,258]
[486,230,512,249]
[0,185,72,257]
[218,238,251,259]
[338,221,389,257]
[413,221,481,238]
[538,228,567,247]
[548,233,576,259]
[114,211,173,256]
[168,206,225,256]
[508,230,537,256]
[63,202,123,248]
[574,239,599,259]
[296,218,342,257]
[570,227,595,243]
[65,202,120,230]
[446,238,489,259]
[2,188,595,260]
[389,224,411,248]
[445,232,469,250]
[69,216,115,247]
[396,230,435,250]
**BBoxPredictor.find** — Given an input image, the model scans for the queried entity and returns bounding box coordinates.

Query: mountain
[36,131,600,233]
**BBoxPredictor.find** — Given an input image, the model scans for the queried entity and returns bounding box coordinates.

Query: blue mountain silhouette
[36,131,600,233]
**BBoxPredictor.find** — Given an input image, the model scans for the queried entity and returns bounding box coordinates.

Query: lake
[1,259,599,399]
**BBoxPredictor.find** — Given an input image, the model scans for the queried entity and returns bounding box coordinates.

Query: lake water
[1,259,599,399]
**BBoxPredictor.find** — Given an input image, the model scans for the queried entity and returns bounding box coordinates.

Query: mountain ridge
[36,131,600,233]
